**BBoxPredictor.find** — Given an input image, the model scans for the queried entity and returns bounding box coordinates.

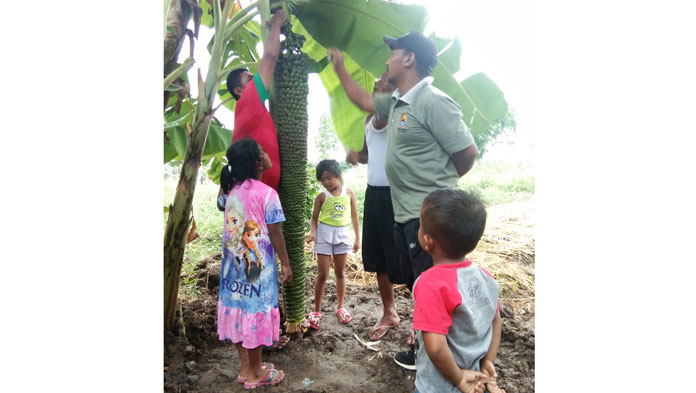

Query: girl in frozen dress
[215,138,292,389]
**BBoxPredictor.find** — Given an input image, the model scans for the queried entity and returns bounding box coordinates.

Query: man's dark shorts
[393,218,433,292]
[362,185,404,284]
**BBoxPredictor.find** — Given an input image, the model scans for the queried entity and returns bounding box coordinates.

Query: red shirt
[412,259,498,334]
[232,73,280,190]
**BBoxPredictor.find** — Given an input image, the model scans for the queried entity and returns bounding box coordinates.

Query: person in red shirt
[225,9,285,190]
[411,189,504,393]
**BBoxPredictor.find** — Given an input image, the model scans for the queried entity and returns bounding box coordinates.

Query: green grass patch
[459,160,535,205]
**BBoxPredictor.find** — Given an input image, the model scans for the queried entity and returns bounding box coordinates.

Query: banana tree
[164,0,254,330]
[164,0,255,167]
[164,0,511,331]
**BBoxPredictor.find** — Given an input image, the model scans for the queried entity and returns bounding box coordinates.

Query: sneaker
[393,345,416,370]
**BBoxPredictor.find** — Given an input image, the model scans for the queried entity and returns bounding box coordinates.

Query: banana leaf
[206,156,226,184]
[296,0,428,77]
[291,21,373,151]
[203,0,509,153]
[164,121,233,163]
[293,0,508,151]
[429,33,460,73]
[287,0,425,151]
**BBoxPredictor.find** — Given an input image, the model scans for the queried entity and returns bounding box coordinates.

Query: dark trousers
[393,219,433,292]
[362,185,404,284]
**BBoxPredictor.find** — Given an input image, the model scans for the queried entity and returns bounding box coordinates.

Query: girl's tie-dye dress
[217,179,285,349]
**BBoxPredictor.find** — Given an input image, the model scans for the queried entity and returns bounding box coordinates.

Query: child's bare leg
[314,254,332,313]
[333,253,347,309]
[235,342,250,380]
[244,346,284,384]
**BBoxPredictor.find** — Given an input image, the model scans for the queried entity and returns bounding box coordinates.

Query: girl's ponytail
[220,164,234,195]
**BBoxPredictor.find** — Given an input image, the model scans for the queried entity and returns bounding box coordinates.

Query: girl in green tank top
[305,160,361,329]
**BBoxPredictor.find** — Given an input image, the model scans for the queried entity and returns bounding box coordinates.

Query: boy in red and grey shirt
[412,189,505,393]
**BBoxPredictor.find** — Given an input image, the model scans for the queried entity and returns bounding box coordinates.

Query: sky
[182,0,535,163]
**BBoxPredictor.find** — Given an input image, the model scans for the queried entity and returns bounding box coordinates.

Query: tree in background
[475,109,518,158]
[314,113,341,160]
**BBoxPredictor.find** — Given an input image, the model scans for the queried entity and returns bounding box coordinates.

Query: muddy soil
[165,203,535,393]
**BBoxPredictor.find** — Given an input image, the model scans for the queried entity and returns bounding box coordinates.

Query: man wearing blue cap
[328,31,479,371]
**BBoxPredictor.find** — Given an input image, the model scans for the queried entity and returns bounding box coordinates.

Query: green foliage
[457,72,509,145]
[163,74,233,164]
[165,1,261,164]
[338,161,352,174]
[205,156,227,185]
[295,0,428,77]
[475,109,517,158]
[314,113,341,159]
[164,118,233,163]
[291,19,374,151]
[305,163,321,232]
[212,18,262,113]
[199,0,214,28]
[291,0,510,153]
[181,274,200,296]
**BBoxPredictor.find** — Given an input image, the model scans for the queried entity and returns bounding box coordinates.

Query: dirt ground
[164,201,535,393]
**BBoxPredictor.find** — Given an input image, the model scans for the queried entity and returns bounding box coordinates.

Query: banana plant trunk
[163,0,232,331]
[164,109,214,330]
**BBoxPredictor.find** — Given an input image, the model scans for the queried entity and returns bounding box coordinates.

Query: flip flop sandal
[243,368,284,389]
[336,308,353,324]
[369,324,395,340]
[237,362,274,384]
[307,312,322,330]
[262,335,289,353]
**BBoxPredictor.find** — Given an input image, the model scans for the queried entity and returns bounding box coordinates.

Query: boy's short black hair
[226,68,248,101]
[315,159,342,182]
[421,189,487,259]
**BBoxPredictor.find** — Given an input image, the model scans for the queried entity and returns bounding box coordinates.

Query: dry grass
[303,241,378,286]
[470,200,535,316]
[305,199,536,315]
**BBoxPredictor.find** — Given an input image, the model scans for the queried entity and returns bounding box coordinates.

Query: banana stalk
[273,22,310,334]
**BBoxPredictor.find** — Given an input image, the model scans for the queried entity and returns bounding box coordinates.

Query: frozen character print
[241,220,264,283]
[223,195,246,278]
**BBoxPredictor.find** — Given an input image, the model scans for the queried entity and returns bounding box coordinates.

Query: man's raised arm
[328,48,375,113]
[257,9,285,90]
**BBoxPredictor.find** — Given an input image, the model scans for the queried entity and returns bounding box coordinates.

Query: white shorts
[312,222,353,255]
